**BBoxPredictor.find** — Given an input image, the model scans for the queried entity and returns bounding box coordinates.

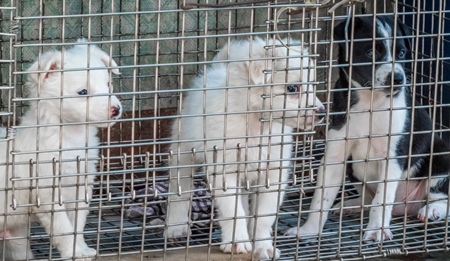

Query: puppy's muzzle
[309,106,326,124]
[111,105,122,118]
[385,71,405,93]
[315,106,326,123]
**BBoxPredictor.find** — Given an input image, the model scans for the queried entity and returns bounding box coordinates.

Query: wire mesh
[0,0,448,260]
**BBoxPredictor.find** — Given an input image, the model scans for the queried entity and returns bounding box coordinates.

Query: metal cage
[0,0,449,260]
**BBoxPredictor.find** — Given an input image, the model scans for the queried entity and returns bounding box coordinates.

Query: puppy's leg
[248,172,286,259]
[418,149,450,221]
[34,203,95,260]
[166,152,193,238]
[285,134,348,238]
[332,184,373,215]
[216,173,252,254]
[363,160,402,242]
[3,226,34,260]
[66,201,96,257]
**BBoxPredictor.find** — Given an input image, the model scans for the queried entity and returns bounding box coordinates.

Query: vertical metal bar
[140,152,151,260]
[118,152,127,257]
[96,154,105,254]
[129,0,140,203]
[424,0,444,251]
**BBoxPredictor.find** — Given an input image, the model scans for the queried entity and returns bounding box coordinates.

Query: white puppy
[166,38,325,259]
[0,39,122,260]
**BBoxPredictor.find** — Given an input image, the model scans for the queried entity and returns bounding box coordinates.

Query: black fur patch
[395,93,450,195]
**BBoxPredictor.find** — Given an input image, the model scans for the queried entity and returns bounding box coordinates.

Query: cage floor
[28,188,450,261]
[26,143,450,260]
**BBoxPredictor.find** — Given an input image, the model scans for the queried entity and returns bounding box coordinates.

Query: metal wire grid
[0,0,448,260]
[398,0,450,138]
[27,143,450,260]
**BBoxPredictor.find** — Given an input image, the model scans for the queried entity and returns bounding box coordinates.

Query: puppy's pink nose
[315,106,326,122]
[111,105,121,118]
[315,107,327,116]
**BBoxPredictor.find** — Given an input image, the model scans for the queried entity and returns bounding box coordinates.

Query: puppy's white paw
[62,246,96,261]
[166,224,189,238]
[418,203,447,222]
[284,225,319,239]
[83,247,97,256]
[220,242,252,254]
[255,241,280,260]
[75,246,96,260]
[363,228,393,242]
[74,258,93,261]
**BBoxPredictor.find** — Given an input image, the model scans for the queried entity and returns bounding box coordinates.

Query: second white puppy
[0,39,122,260]
[166,38,325,259]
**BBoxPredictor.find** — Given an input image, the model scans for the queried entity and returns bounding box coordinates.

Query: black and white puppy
[286,16,450,242]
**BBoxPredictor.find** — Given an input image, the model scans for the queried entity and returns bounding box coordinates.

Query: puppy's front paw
[363,228,393,242]
[74,257,94,261]
[220,242,252,254]
[83,247,97,256]
[418,203,447,222]
[166,224,190,238]
[64,245,96,261]
[76,246,96,260]
[284,225,319,240]
[255,241,280,260]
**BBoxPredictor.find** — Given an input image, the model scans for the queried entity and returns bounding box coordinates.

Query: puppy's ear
[397,19,412,51]
[27,50,61,85]
[333,17,363,41]
[246,44,288,85]
[76,38,120,75]
[90,46,120,75]
[246,60,271,85]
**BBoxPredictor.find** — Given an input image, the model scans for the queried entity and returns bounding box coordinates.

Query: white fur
[0,39,122,260]
[166,38,324,259]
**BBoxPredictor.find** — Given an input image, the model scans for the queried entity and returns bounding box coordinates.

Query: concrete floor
[92,247,449,261]
[95,247,253,261]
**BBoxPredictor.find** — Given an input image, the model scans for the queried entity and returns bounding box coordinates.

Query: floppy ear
[27,50,61,85]
[246,60,271,85]
[88,45,120,75]
[397,19,412,51]
[93,47,120,75]
[246,44,289,85]
[334,17,363,42]
[76,38,120,75]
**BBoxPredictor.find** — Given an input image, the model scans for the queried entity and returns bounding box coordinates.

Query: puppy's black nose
[316,107,326,114]
[387,72,404,86]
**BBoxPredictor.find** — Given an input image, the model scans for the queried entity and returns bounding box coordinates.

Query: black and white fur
[286,16,450,242]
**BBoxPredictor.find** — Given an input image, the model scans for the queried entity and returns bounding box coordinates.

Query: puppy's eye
[366,49,373,58]
[78,89,88,95]
[286,85,299,93]
[398,49,406,58]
